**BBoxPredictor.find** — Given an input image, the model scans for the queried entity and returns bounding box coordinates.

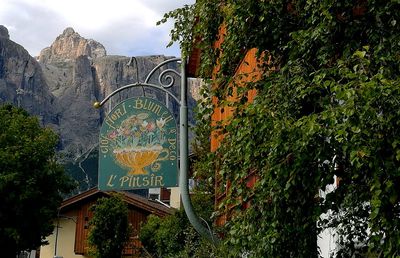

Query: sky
[0,0,194,57]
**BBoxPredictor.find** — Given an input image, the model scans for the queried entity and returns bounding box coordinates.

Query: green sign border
[98,97,178,190]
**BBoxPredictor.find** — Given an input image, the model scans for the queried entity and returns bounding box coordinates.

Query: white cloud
[0,0,194,57]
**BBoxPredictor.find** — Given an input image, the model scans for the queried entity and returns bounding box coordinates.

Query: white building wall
[40,218,87,258]
[318,224,337,257]
[169,187,181,209]
[318,176,338,257]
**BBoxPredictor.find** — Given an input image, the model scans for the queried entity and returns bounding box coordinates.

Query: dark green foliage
[139,207,217,258]
[139,210,188,257]
[0,104,73,257]
[87,193,130,258]
[191,83,216,196]
[161,0,400,257]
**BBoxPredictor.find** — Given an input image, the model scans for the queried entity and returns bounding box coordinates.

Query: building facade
[39,188,173,258]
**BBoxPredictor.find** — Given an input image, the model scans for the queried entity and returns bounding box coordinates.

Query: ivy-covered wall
[162,0,400,257]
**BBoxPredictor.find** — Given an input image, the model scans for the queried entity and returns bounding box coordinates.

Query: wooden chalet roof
[60,188,174,217]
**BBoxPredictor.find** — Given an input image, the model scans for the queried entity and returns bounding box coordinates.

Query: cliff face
[0,25,59,126]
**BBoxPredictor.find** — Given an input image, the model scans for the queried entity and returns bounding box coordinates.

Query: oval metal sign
[98,97,178,190]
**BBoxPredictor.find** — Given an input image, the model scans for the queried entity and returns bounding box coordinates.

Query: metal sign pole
[178,59,217,244]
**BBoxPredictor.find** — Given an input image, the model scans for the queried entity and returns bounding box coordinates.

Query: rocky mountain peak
[38,27,106,63]
[0,25,10,39]
[62,27,76,37]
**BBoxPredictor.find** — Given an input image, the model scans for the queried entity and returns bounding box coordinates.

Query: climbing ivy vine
[161,0,400,257]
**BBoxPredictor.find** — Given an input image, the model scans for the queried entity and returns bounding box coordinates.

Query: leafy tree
[161,1,400,257]
[0,104,73,257]
[139,210,187,257]
[88,193,131,258]
[139,207,217,258]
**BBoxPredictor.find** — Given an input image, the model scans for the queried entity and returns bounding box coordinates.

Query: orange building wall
[210,25,264,225]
